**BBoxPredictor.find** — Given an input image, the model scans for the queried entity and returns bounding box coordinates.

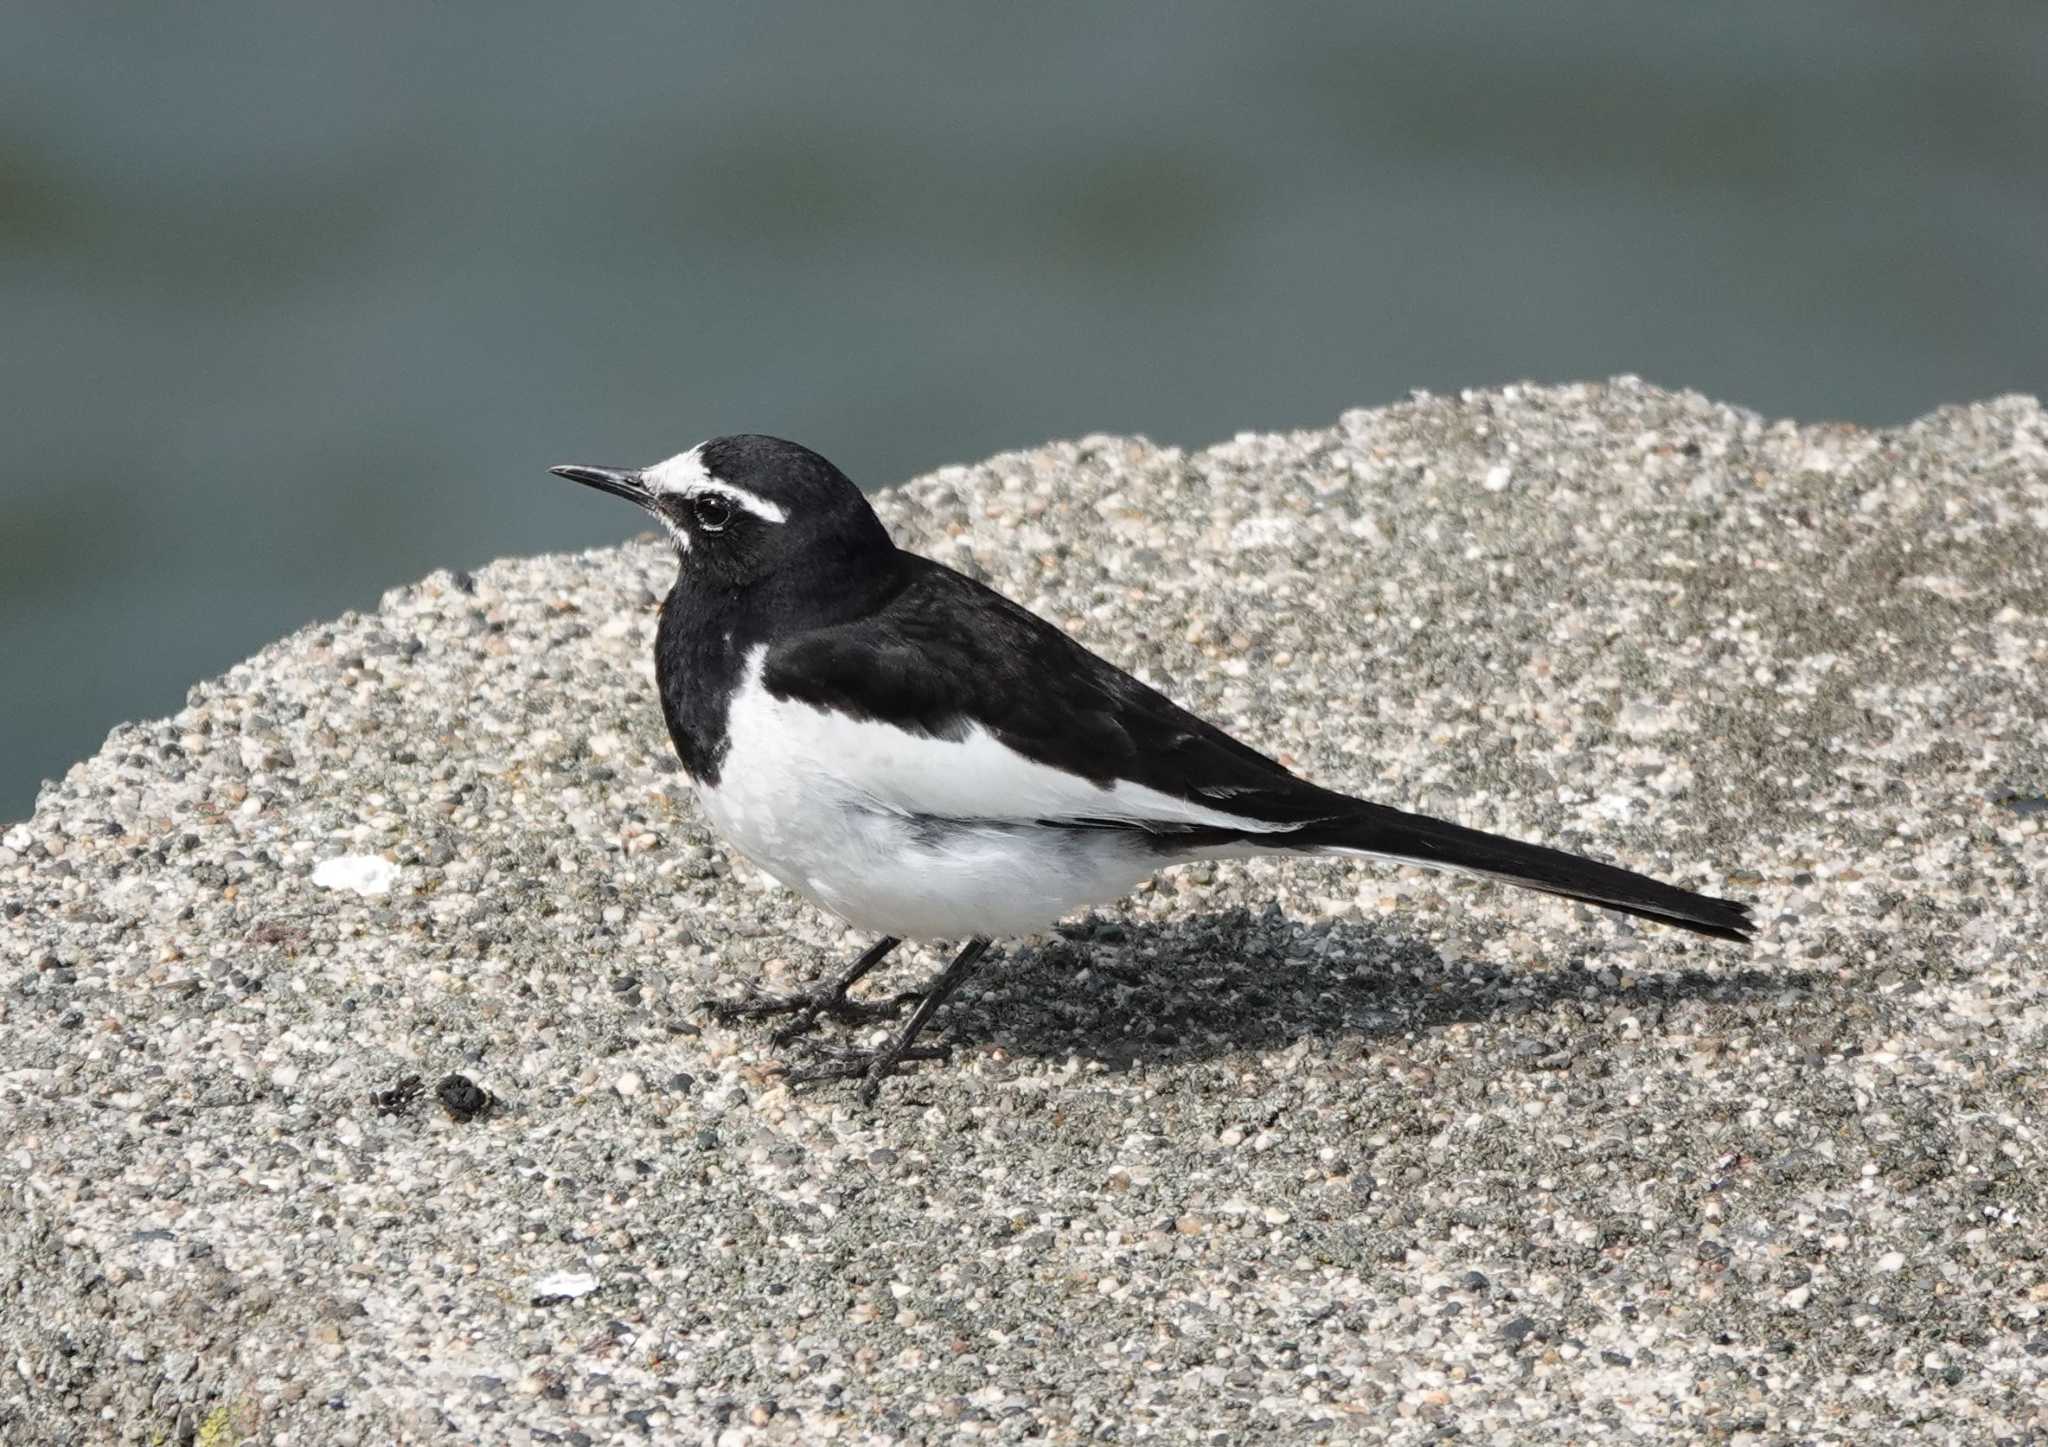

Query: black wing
[760,554,1352,828]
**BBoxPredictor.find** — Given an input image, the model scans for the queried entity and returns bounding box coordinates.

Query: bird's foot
[778,1040,953,1103]
[706,983,923,1046]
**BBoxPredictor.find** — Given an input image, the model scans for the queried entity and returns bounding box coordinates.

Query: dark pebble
[437,1073,493,1123]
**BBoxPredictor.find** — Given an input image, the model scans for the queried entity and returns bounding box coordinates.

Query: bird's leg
[706,936,919,1044]
[784,937,992,1102]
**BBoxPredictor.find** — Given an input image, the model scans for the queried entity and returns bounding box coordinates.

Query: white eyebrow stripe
[642,444,789,525]
[692,479,788,525]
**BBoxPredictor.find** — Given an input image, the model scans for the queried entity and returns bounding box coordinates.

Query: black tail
[1288,802,1753,943]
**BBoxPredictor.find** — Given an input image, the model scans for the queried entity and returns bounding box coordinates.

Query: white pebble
[312,854,399,896]
[531,1270,599,1300]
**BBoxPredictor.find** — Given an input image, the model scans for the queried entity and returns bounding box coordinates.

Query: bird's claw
[705,985,921,1044]
[777,1041,952,1102]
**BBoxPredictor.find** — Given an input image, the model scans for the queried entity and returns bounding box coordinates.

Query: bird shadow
[880,905,1808,1073]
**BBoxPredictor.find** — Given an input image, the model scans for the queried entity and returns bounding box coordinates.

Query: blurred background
[4,3,2045,820]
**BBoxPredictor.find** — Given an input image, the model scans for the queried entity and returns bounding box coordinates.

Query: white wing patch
[712,646,1291,836]
[643,444,789,525]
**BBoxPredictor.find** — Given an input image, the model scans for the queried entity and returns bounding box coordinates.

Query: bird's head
[553,434,892,588]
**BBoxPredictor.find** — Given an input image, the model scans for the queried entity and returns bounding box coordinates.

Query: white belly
[688,649,1252,940]
[697,775,1163,941]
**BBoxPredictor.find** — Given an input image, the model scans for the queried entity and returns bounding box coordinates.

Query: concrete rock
[3,381,2045,1442]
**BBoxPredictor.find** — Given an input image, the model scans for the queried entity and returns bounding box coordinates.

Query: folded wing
[760,556,1348,833]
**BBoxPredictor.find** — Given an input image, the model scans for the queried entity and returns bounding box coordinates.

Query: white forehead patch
[643,444,789,525]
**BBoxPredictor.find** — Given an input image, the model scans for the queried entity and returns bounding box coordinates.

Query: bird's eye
[691,494,733,532]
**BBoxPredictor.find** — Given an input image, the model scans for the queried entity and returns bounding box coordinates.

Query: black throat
[653,541,906,787]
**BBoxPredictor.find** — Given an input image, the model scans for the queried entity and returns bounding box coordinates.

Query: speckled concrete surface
[3,381,2045,1444]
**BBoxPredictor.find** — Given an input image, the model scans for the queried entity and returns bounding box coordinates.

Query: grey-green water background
[4,4,2044,822]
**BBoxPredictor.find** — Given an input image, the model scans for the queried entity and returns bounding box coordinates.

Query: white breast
[691,646,1273,940]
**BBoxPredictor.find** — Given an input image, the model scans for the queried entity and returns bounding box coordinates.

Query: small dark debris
[1499,1315,1537,1346]
[369,1074,424,1117]
[437,1073,494,1123]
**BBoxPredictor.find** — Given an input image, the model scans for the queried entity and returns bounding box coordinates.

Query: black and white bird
[554,436,1751,1097]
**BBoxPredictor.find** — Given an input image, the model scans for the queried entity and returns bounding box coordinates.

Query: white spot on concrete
[1617,702,1679,739]
[1228,515,1294,550]
[312,854,399,896]
[532,1270,599,1300]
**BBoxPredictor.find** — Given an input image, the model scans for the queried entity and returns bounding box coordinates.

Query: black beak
[550,464,652,506]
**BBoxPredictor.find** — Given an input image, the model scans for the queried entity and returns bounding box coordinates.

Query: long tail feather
[1289,802,1753,942]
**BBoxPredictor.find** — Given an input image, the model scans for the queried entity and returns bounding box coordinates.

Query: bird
[553,435,1752,1098]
